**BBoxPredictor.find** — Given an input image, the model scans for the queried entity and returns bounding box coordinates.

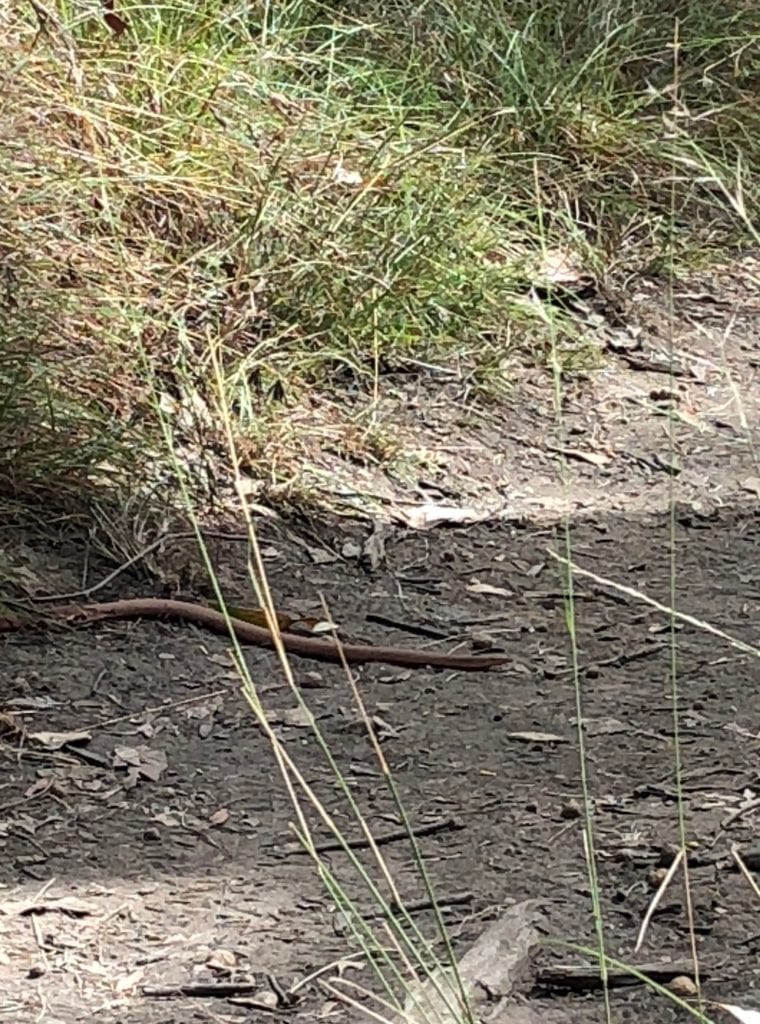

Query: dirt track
[2,271,759,1023]
[2,503,760,1023]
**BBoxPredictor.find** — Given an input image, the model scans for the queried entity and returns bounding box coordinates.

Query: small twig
[373,890,473,919]
[226,996,285,1011]
[267,973,298,1007]
[558,643,665,676]
[289,953,366,995]
[365,614,449,641]
[549,550,760,661]
[535,958,707,992]
[321,975,405,1024]
[142,981,259,998]
[731,845,760,901]
[84,688,229,732]
[29,911,51,968]
[286,816,464,855]
[11,828,50,858]
[710,796,760,847]
[547,819,578,845]
[635,847,683,952]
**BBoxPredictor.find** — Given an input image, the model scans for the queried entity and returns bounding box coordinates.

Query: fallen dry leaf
[531,247,588,287]
[556,447,611,467]
[198,717,214,739]
[29,729,92,750]
[308,618,339,635]
[579,717,628,736]
[332,160,363,187]
[0,713,24,739]
[398,901,541,1024]
[113,745,167,782]
[115,967,145,994]
[275,707,313,729]
[506,731,567,744]
[24,777,56,800]
[154,811,179,828]
[393,502,502,530]
[363,523,390,569]
[467,581,513,598]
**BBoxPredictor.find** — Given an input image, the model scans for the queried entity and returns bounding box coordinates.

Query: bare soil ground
[285,260,760,525]
[1,271,760,1023]
[2,503,760,1024]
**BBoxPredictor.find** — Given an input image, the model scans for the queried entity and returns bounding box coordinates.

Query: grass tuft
[1,0,757,520]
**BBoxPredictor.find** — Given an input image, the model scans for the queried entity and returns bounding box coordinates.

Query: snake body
[0,598,507,671]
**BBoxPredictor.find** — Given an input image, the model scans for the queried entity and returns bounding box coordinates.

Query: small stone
[471,631,496,650]
[647,867,668,889]
[253,990,279,1009]
[206,948,238,973]
[668,975,697,997]
[301,671,325,689]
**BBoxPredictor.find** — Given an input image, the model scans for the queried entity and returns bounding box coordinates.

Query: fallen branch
[142,981,258,998]
[535,959,707,992]
[286,816,464,855]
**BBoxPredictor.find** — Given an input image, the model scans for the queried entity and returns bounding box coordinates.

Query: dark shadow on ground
[1,505,759,1022]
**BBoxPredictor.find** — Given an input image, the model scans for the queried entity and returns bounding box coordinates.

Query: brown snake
[0,598,507,671]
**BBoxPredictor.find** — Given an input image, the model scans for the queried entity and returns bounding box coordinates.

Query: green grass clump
[0,0,756,515]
